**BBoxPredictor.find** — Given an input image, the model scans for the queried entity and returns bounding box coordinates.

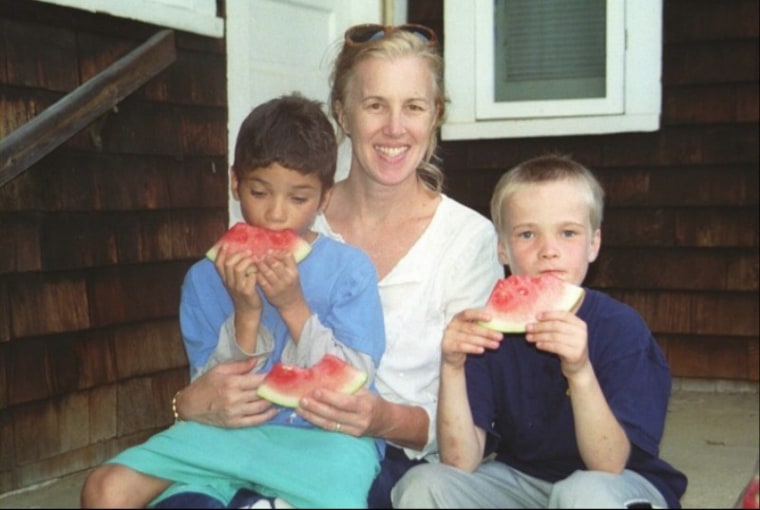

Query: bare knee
[81,464,117,508]
[81,463,159,508]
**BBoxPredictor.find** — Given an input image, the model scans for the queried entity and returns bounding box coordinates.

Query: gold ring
[334,422,342,432]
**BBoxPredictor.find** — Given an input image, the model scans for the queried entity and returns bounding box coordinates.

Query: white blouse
[312,195,504,460]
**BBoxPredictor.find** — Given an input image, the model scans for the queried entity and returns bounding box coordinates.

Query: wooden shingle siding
[0,280,9,343]
[0,0,227,492]
[0,20,79,92]
[663,0,758,42]
[0,0,756,496]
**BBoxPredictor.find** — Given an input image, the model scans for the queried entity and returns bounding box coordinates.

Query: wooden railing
[0,29,177,187]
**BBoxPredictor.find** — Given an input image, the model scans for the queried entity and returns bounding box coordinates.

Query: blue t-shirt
[465,288,688,508]
[179,234,386,429]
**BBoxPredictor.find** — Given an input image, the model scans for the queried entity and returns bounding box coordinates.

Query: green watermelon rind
[205,223,312,265]
[478,276,585,333]
[257,358,368,408]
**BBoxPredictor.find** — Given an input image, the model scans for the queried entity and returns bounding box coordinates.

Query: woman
[166,24,503,508]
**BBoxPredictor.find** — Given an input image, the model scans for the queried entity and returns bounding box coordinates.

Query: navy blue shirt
[465,289,687,508]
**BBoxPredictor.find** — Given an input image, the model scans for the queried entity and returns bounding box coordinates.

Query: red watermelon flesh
[206,222,311,265]
[479,274,585,333]
[257,354,368,408]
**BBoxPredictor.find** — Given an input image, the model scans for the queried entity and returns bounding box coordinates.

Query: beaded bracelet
[172,390,182,422]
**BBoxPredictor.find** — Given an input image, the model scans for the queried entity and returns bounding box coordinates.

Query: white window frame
[31,0,224,37]
[443,0,662,140]
[477,0,624,119]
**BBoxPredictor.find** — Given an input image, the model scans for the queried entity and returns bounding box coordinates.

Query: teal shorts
[109,421,380,508]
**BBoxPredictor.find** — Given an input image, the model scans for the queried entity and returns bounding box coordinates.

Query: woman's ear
[335,101,349,136]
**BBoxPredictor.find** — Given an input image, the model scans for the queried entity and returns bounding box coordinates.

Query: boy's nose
[539,242,559,259]
[266,200,287,222]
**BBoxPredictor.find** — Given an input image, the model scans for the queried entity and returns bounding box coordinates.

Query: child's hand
[253,250,303,311]
[525,310,590,376]
[442,309,503,369]
[214,243,263,314]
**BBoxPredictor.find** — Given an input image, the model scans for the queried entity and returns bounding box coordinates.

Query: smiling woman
[302,23,505,508]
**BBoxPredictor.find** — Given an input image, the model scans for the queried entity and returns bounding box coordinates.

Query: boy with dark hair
[81,93,386,509]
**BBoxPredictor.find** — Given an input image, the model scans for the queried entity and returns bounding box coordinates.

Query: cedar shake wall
[0,0,757,495]
[0,0,228,492]
[408,0,758,382]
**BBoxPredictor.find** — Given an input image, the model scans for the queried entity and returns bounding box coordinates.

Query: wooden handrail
[0,29,177,187]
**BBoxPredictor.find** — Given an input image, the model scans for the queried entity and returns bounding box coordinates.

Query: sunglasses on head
[344,23,438,46]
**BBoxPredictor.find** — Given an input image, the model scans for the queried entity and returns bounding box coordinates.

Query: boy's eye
[517,231,534,239]
[250,189,266,197]
[291,196,308,204]
[561,230,578,238]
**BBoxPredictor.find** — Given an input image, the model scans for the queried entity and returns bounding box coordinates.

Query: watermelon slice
[257,354,368,408]
[479,274,585,333]
[206,222,311,264]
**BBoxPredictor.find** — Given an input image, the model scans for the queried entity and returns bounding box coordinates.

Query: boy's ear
[497,239,510,266]
[588,228,602,263]
[230,167,240,200]
[319,187,334,212]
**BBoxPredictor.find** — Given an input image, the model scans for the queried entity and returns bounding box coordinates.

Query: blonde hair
[490,154,605,240]
[329,28,447,192]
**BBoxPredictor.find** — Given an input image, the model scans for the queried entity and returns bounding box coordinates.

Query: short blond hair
[490,154,605,240]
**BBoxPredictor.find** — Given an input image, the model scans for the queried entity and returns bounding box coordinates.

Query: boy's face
[498,179,601,286]
[232,162,326,239]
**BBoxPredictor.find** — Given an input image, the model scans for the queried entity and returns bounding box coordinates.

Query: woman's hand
[296,387,380,437]
[176,357,278,428]
[297,388,429,450]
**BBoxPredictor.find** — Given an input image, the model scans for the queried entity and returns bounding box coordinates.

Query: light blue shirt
[179,233,386,429]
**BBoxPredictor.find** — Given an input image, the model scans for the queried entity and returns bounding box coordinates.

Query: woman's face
[340,55,438,187]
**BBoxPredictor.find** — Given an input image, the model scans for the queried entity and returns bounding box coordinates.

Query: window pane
[494,0,606,102]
